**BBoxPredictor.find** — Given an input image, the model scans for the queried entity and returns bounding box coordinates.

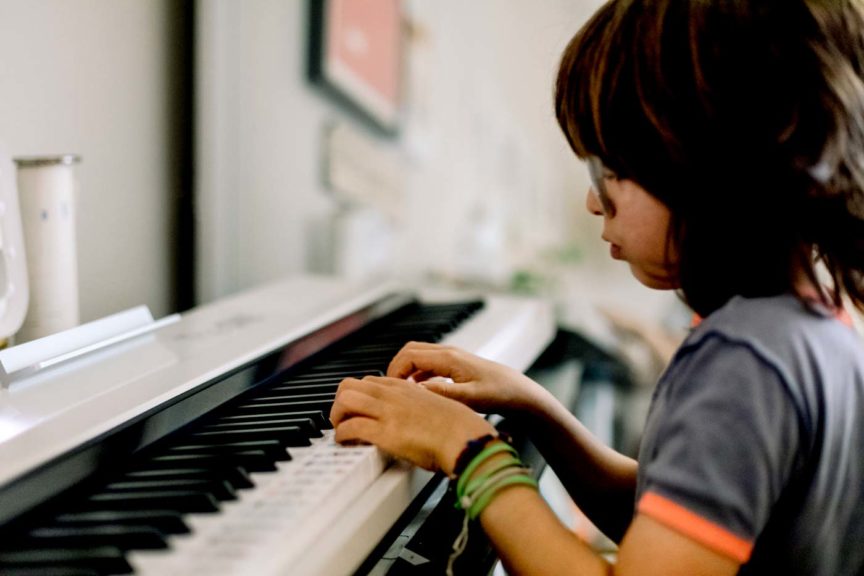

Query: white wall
[194,0,684,334]
[396,0,603,282]
[196,0,611,302]
[196,0,340,304]
[0,0,178,321]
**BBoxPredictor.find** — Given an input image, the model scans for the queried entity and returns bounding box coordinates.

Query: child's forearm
[479,484,614,575]
[520,386,638,542]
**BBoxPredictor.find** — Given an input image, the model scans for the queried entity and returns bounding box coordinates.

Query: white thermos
[13,155,80,342]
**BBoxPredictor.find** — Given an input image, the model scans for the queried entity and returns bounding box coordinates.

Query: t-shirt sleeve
[636,334,801,563]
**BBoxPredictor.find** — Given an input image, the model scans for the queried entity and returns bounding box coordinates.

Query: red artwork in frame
[308,0,403,134]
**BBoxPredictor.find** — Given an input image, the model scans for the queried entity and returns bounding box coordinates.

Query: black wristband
[452,430,514,477]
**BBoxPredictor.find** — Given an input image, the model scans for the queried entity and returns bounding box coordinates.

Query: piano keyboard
[0,276,555,576]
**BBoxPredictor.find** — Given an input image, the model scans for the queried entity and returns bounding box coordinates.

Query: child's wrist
[511,385,559,425]
[441,421,498,477]
[450,432,510,478]
[452,436,537,519]
[444,430,538,571]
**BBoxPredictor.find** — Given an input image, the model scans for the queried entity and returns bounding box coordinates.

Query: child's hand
[386,342,545,416]
[329,375,495,475]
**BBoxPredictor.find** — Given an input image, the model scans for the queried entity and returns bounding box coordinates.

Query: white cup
[14,155,80,342]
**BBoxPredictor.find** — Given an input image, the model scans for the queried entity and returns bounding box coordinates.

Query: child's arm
[330,374,739,576]
[518,387,638,542]
[386,342,638,540]
[479,485,740,576]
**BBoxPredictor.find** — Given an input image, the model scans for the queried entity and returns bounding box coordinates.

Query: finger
[333,415,379,445]
[399,341,454,351]
[356,375,420,393]
[407,369,437,383]
[329,388,381,427]
[360,376,431,403]
[334,376,386,401]
[387,348,463,380]
[420,378,472,403]
[389,342,454,373]
[362,374,408,385]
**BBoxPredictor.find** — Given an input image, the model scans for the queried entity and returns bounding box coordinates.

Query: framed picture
[307,0,403,135]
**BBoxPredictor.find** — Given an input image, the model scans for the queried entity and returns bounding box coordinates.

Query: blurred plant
[509,241,584,295]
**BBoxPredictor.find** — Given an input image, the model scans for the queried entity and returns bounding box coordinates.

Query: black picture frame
[307,0,403,136]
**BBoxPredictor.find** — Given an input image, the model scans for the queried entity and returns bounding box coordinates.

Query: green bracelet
[462,455,522,497]
[460,463,533,513]
[468,474,538,520]
[455,441,517,499]
[460,466,524,514]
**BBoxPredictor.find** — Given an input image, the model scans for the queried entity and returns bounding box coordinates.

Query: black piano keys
[0,300,483,575]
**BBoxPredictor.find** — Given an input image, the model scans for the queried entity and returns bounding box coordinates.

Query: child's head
[556,0,864,316]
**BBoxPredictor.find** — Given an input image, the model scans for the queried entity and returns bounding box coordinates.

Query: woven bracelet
[462,455,522,499]
[446,439,532,576]
[455,441,518,500]
[468,472,538,520]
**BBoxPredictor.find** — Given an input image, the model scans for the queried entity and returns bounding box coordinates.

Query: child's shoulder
[679,293,862,383]
[694,294,850,344]
[658,294,864,429]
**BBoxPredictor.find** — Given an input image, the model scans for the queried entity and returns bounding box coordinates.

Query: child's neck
[791,260,828,304]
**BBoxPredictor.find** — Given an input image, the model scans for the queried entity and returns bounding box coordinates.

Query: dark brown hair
[556,0,864,317]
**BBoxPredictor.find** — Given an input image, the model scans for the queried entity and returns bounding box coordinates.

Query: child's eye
[600,195,616,216]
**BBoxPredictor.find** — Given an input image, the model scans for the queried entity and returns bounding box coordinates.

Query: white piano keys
[124,292,556,576]
[0,276,557,576]
[128,430,389,576]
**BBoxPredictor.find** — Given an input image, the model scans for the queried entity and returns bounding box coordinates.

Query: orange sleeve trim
[638,491,753,563]
[837,308,854,328]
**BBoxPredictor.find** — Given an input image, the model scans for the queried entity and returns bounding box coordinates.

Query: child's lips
[610,244,623,259]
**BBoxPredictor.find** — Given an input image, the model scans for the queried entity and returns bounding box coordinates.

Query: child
[329,1,864,574]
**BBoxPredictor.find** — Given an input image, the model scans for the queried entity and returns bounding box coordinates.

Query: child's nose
[586,188,604,216]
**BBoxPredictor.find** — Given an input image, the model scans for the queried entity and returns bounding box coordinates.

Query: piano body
[0,275,556,575]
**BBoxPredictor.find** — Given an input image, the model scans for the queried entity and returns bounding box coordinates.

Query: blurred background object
[14,155,81,343]
[0,146,30,347]
[0,0,191,322]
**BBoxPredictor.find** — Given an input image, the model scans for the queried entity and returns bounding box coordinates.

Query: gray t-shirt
[635,294,864,575]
